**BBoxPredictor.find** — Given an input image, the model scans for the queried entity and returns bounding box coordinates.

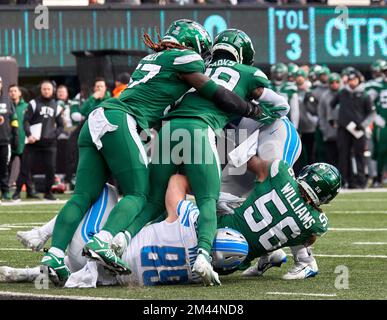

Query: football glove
[254,101,288,125]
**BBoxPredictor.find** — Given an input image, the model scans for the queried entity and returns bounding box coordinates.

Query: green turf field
[0,191,387,300]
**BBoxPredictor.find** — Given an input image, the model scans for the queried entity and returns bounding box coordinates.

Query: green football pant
[51,109,148,251]
[127,118,221,253]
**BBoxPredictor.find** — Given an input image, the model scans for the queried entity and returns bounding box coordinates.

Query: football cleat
[282,258,319,280]
[41,251,71,286]
[16,228,49,252]
[111,231,130,258]
[192,250,221,286]
[242,249,287,277]
[82,235,131,275]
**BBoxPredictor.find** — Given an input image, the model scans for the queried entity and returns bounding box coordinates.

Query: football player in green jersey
[372,63,387,187]
[223,156,341,279]
[123,29,289,286]
[287,63,299,83]
[41,20,271,286]
[270,63,300,129]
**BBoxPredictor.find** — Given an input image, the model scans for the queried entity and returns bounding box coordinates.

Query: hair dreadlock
[298,184,323,213]
[142,31,190,52]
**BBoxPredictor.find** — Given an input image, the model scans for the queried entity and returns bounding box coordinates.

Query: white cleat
[0,266,27,282]
[282,258,319,280]
[243,249,287,277]
[16,228,49,252]
[192,252,221,286]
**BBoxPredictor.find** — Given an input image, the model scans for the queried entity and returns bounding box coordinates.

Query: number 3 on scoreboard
[286,33,302,61]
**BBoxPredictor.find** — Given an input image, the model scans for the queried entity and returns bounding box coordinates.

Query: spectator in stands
[331,70,375,189]
[8,84,28,189]
[318,73,341,167]
[0,77,19,201]
[81,77,111,118]
[13,80,64,201]
[112,72,131,98]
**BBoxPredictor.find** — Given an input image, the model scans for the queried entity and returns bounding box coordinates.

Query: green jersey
[373,80,387,152]
[365,78,384,103]
[12,99,28,155]
[81,91,111,118]
[218,160,328,263]
[164,59,269,131]
[102,49,205,132]
[270,81,298,102]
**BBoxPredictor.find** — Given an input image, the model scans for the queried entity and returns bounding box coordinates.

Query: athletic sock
[26,266,41,282]
[95,230,113,244]
[39,216,57,239]
[290,245,314,264]
[48,247,65,258]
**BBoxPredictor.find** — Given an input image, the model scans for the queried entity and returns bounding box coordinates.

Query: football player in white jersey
[1,177,248,287]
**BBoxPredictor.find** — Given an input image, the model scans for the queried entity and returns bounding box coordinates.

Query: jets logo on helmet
[163,19,212,59]
[211,228,249,272]
[297,163,342,206]
[212,29,255,65]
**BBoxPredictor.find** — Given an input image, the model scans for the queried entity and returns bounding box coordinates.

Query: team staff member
[331,70,374,189]
[0,77,19,201]
[13,81,64,201]
[8,84,28,189]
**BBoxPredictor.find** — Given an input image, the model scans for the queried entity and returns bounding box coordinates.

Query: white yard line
[312,254,387,259]
[0,291,130,300]
[0,211,57,213]
[340,188,387,193]
[0,228,11,231]
[0,200,66,207]
[334,199,387,202]
[266,292,337,298]
[329,228,387,231]
[0,248,31,251]
[328,211,387,214]
[352,242,387,245]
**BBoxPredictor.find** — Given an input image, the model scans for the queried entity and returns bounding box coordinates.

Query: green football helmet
[287,63,299,80]
[163,19,212,59]
[212,29,255,65]
[316,65,331,77]
[328,72,341,83]
[297,163,342,206]
[371,59,386,72]
[308,64,322,82]
[341,66,356,77]
[295,68,308,79]
[271,63,288,81]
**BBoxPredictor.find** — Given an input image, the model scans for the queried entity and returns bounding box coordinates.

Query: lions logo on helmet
[211,228,249,272]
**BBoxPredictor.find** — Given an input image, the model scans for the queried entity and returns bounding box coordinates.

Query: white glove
[217,192,246,216]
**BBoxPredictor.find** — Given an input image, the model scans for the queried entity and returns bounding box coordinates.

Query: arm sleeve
[257,87,290,117]
[198,80,260,118]
[23,103,34,137]
[288,93,300,129]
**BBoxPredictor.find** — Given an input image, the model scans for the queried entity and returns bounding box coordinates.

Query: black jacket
[24,96,64,147]
[0,92,19,147]
[331,84,374,129]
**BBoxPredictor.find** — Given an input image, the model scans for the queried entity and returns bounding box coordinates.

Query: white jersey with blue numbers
[122,200,201,286]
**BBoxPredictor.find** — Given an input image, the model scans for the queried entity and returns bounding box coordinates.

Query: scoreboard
[0,5,385,72]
